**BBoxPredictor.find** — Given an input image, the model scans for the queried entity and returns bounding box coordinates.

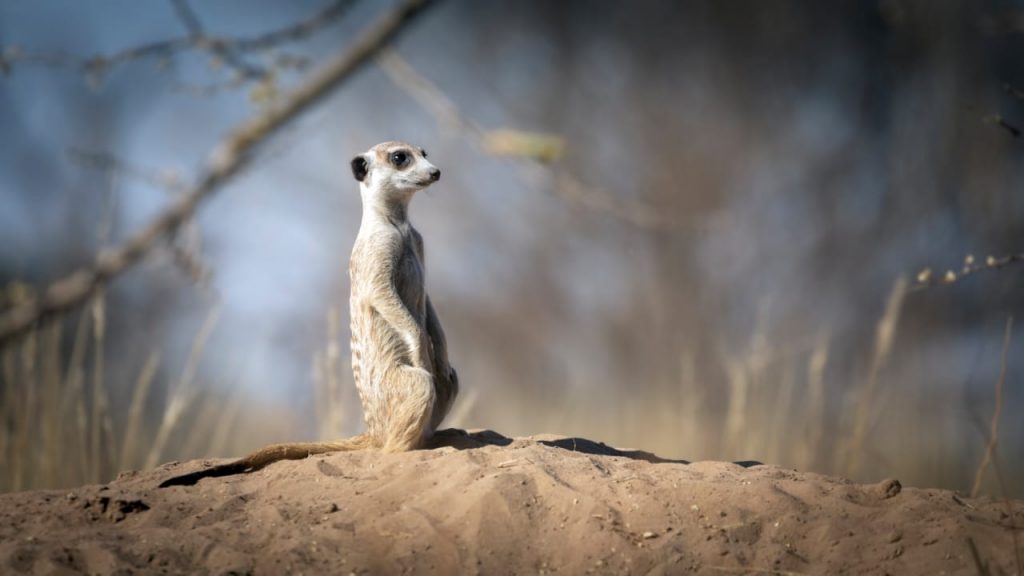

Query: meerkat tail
[158,433,375,487]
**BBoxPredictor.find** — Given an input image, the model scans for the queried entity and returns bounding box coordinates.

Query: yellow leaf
[482,129,565,163]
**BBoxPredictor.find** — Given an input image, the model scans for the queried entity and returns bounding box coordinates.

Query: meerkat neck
[360,187,412,228]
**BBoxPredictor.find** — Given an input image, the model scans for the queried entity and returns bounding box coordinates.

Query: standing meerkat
[159,141,458,487]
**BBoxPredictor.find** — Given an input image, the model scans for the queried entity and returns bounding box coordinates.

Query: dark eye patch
[420,148,427,158]
[390,150,411,168]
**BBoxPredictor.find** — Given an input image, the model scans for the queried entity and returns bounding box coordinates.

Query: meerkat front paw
[404,337,429,370]
[404,365,434,379]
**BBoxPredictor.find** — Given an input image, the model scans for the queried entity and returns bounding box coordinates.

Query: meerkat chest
[394,230,426,316]
[350,221,426,319]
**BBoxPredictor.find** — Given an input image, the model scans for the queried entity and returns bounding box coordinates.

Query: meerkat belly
[350,299,399,437]
[350,256,425,382]
[395,249,426,320]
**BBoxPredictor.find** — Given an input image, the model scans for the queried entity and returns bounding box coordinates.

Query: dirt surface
[0,429,1020,575]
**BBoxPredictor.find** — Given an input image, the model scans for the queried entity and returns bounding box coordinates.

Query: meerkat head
[350,141,440,203]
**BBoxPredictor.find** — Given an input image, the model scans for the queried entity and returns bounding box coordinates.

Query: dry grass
[844,277,908,478]
[441,275,1019,496]
[0,298,238,491]
[971,316,1012,498]
[144,304,221,471]
[312,305,350,441]
[0,274,1018,496]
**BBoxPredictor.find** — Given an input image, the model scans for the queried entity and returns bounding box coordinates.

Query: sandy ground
[0,429,1020,575]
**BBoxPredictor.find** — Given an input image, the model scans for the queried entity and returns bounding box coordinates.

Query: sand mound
[0,430,1020,574]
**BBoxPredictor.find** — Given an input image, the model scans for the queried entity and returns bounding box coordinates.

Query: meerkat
[159,141,458,487]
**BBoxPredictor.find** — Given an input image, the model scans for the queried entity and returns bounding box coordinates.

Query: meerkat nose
[429,168,441,182]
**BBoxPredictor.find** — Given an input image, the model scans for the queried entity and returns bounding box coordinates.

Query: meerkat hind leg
[380,365,436,452]
[429,366,458,431]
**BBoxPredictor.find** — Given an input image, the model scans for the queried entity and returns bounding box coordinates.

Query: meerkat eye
[390,150,411,168]
[420,148,427,158]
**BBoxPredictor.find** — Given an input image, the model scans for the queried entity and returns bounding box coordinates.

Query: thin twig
[0,0,355,84]
[375,48,681,231]
[0,0,436,345]
[68,148,187,193]
[996,117,1022,138]
[970,316,1012,498]
[911,252,1024,291]
[171,76,250,97]
[168,0,266,81]
[231,3,357,52]
[983,114,1022,139]
[169,0,203,36]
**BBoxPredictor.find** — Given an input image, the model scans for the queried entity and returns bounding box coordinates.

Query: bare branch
[169,0,203,36]
[168,0,266,82]
[911,252,1024,291]
[996,118,1022,138]
[0,0,354,86]
[166,53,311,98]
[0,0,436,344]
[71,148,217,287]
[970,316,1012,498]
[983,114,1022,139]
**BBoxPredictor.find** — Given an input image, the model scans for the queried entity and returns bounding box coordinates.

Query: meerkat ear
[350,155,369,182]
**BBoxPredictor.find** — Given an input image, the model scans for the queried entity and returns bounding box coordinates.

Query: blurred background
[1,0,1022,497]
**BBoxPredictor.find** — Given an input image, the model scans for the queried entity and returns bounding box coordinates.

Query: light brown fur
[159,141,457,487]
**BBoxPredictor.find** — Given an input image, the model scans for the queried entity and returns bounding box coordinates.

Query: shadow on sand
[427,428,762,468]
